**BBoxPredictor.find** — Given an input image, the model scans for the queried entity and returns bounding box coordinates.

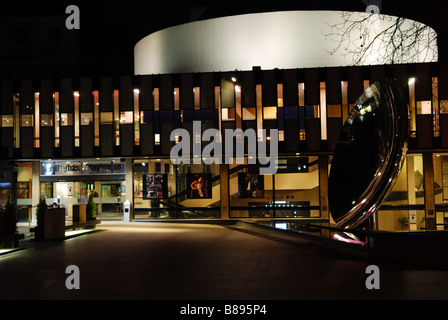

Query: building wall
[0,63,447,159]
[1,63,448,230]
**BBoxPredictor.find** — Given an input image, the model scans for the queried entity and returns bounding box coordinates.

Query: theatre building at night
[1,10,448,233]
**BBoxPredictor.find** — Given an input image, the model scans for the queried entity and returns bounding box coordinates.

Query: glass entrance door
[100,181,123,219]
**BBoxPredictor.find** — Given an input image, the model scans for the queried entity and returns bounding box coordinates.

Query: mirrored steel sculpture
[328,78,409,229]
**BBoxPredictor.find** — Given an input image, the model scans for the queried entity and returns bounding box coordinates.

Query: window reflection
[21,114,33,127]
[2,115,13,127]
[60,113,73,126]
[80,113,93,125]
[222,108,235,121]
[100,112,113,125]
[263,107,277,119]
[120,111,133,124]
[41,114,53,126]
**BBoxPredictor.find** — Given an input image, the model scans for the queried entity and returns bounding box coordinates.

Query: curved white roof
[134,10,438,75]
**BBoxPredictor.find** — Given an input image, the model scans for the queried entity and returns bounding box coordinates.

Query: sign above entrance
[40,160,125,176]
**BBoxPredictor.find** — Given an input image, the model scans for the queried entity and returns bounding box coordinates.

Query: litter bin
[123,200,132,222]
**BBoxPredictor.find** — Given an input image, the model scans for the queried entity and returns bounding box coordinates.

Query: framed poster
[186,173,212,199]
[143,174,167,199]
[238,173,264,198]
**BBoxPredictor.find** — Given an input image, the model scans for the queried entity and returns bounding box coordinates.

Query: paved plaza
[1,221,448,303]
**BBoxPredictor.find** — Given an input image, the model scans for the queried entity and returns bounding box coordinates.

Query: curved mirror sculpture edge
[328,78,410,230]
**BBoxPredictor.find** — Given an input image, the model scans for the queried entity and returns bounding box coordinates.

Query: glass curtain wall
[375,154,425,231]
[434,153,448,230]
[133,159,220,219]
[229,156,320,218]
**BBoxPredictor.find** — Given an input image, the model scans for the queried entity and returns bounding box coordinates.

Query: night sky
[1,0,447,77]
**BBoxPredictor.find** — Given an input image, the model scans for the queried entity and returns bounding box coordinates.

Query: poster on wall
[238,173,264,198]
[143,174,167,199]
[186,173,212,199]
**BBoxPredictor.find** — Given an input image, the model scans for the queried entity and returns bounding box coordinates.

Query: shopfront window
[133,159,220,219]
[133,159,176,218]
[176,162,220,218]
[39,179,124,220]
[229,162,272,218]
[39,159,126,220]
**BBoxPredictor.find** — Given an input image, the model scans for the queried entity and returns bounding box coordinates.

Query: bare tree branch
[323,11,438,66]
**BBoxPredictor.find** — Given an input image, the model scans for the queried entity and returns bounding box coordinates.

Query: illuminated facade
[0,11,447,232]
[134,11,437,74]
